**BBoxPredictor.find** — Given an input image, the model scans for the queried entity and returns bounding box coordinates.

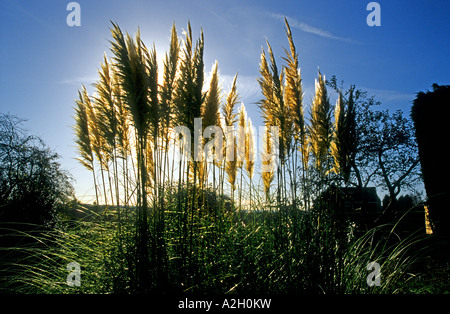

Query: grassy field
[1,190,447,294]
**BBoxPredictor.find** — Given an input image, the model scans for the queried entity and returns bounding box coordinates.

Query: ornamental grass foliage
[0,19,434,294]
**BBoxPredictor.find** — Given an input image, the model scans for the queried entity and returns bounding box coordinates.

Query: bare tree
[359,108,421,204]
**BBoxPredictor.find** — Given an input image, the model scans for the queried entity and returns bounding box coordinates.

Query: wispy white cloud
[362,87,415,104]
[59,76,98,86]
[272,14,359,44]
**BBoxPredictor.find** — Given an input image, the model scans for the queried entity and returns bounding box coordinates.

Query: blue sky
[1,0,449,201]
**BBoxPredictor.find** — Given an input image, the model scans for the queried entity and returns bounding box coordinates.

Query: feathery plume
[74,89,94,172]
[237,103,248,167]
[110,22,150,138]
[113,69,130,159]
[309,70,333,174]
[261,126,275,201]
[331,88,357,183]
[94,55,117,164]
[160,22,180,140]
[283,18,305,149]
[257,49,274,127]
[222,73,239,127]
[245,118,256,179]
[202,61,221,128]
[222,74,240,198]
[225,137,238,193]
[175,21,205,163]
[74,86,100,205]
[259,40,292,164]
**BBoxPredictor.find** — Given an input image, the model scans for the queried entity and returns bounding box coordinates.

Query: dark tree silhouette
[411,84,450,241]
[0,114,73,228]
[359,109,420,204]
